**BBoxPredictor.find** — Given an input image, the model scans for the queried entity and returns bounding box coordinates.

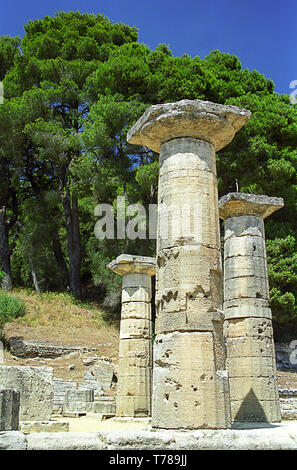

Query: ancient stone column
[0,388,20,431]
[219,192,283,423]
[127,99,251,429]
[107,254,155,417]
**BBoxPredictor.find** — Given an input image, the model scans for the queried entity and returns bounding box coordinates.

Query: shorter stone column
[0,388,20,431]
[107,254,155,417]
[219,192,283,423]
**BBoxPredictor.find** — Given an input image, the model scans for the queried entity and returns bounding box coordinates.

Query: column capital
[107,254,156,276]
[219,192,284,220]
[127,99,251,153]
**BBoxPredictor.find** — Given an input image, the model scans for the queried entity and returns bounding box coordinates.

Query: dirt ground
[1,289,120,385]
[2,289,297,390]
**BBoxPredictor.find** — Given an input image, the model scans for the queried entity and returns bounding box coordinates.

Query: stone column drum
[107,254,155,417]
[128,99,251,429]
[219,192,283,422]
[0,388,20,431]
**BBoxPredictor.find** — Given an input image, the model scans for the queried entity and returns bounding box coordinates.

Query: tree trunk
[61,187,82,298]
[28,254,40,293]
[52,229,70,287]
[0,206,12,291]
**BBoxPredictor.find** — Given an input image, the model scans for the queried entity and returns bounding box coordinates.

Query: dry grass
[1,288,120,383]
[3,288,106,328]
[2,289,297,389]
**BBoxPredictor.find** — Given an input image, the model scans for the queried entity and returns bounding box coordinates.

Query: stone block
[65,389,94,403]
[122,287,152,303]
[226,355,277,378]
[8,337,81,359]
[224,275,269,302]
[159,137,216,174]
[155,308,223,334]
[117,372,151,398]
[118,357,151,376]
[156,245,223,323]
[224,255,267,280]
[0,388,20,431]
[121,301,151,320]
[0,431,27,450]
[151,332,230,429]
[224,214,265,237]
[122,273,152,289]
[229,377,279,402]
[116,395,150,417]
[223,317,273,338]
[20,420,69,433]
[158,171,220,251]
[226,336,275,358]
[118,338,152,361]
[0,366,53,421]
[223,300,272,320]
[224,235,266,259]
[120,318,152,339]
[89,399,116,414]
[89,360,114,390]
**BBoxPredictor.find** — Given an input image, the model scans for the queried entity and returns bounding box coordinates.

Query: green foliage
[1,10,297,332]
[0,36,20,80]
[0,293,26,328]
[267,236,297,323]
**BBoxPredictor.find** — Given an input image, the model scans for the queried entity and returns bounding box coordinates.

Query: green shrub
[0,293,26,328]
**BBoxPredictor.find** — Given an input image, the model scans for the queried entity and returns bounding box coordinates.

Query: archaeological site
[1,98,297,451]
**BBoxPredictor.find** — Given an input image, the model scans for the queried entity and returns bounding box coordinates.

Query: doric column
[127,99,251,429]
[219,192,283,423]
[107,254,155,417]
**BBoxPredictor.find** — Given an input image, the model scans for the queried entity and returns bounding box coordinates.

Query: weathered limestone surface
[8,337,81,358]
[87,359,114,391]
[127,99,252,153]
[219,192,284,423]
[108,254,155,418]
[0,431,27,450]
[279,389,297,420]
[128,99,251,429]
[0,388,20,431]
[0,366,53,421]
[2,422,297,450]
[20,420,69,433]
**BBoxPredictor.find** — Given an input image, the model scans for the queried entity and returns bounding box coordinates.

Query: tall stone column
[219,192,283,423]
[107,254,155,417]
[127,99,251,429]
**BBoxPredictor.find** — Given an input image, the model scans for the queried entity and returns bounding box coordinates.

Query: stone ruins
[0,98,293,447]
[107,254,155,417]
[219,192,283,423]
[127,99,252,429]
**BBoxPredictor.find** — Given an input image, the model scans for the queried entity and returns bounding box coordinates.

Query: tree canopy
[0,11,296,339]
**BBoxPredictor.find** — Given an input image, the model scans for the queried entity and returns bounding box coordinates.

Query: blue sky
[1,0,296,95]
